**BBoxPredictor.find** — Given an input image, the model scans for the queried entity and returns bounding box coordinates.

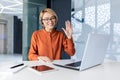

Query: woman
[28,8,75,62]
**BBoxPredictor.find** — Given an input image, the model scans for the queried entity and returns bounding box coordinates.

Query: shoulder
[32,29,43,36]
[54,30,64,35]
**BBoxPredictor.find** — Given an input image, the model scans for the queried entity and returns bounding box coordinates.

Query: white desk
[1,59,120,80]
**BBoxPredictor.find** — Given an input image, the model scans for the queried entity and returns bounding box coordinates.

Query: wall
[0,14,14,54]
[50,0,71,59]
[23,0,47,60]
[14,16,22,54]
[109,0,120,61]
[111,0,120,23]
[0,22,6,54]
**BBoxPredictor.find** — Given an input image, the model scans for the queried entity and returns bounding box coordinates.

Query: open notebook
[53,33,110,71]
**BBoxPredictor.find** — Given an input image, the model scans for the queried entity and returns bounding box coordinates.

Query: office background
[0,0,120,61]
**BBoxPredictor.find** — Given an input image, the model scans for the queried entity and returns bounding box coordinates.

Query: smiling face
[39,8,58,32]
[42,12,56,32]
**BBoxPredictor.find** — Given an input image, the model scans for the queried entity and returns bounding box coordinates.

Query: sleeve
[28,32,39,61]
[63,35,75,56]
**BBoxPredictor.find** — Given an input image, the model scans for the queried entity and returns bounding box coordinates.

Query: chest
[37,34,63,48]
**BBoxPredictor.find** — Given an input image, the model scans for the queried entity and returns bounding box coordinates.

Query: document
[0,62,26,75]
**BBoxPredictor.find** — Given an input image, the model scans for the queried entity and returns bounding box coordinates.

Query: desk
[1,59,120,80]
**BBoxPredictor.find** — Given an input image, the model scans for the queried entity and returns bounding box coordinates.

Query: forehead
[42,12,54,18]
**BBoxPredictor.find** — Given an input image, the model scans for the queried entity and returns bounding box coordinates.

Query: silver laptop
[53,33,110,71]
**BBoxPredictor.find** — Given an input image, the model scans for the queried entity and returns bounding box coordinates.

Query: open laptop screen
[53,33,110,71]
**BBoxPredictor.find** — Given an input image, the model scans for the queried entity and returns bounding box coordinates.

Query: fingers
[65,20,71,29]
[61,20,72,39]
[63,20,72,31]
[62,27,67,35]
[38,56,52,62]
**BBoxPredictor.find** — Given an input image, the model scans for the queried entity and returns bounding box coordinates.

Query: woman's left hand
[62,20,73,39]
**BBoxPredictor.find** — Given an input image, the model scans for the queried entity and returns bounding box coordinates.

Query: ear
[40,20,44,25]
[41,20,44,24]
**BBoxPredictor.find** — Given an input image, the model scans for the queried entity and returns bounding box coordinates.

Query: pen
[10,63,24,69]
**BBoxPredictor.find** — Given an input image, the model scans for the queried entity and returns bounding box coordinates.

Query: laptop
[53,33,110,71]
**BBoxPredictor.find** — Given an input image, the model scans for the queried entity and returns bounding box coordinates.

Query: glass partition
[22,0,47,60]
[71,0,120,61]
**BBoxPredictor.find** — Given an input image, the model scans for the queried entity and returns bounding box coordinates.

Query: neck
[45,28,53,32]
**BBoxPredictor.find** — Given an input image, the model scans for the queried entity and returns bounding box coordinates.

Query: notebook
[53,33,110,71]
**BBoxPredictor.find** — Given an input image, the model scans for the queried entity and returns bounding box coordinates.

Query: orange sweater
[28,29,75,61]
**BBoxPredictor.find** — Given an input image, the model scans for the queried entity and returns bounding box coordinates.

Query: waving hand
[62,20,73,39]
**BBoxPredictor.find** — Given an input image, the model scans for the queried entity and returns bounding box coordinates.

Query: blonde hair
[39,8,58,28]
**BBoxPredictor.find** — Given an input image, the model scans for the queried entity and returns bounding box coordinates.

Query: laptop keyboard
[65,61,81,67]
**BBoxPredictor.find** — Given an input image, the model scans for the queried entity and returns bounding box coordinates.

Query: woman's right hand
[38,56,52,62]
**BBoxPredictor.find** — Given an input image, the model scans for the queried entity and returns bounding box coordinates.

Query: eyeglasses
[42,17,56,22]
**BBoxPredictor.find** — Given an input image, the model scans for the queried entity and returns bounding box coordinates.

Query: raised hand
[62,20,73,39]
